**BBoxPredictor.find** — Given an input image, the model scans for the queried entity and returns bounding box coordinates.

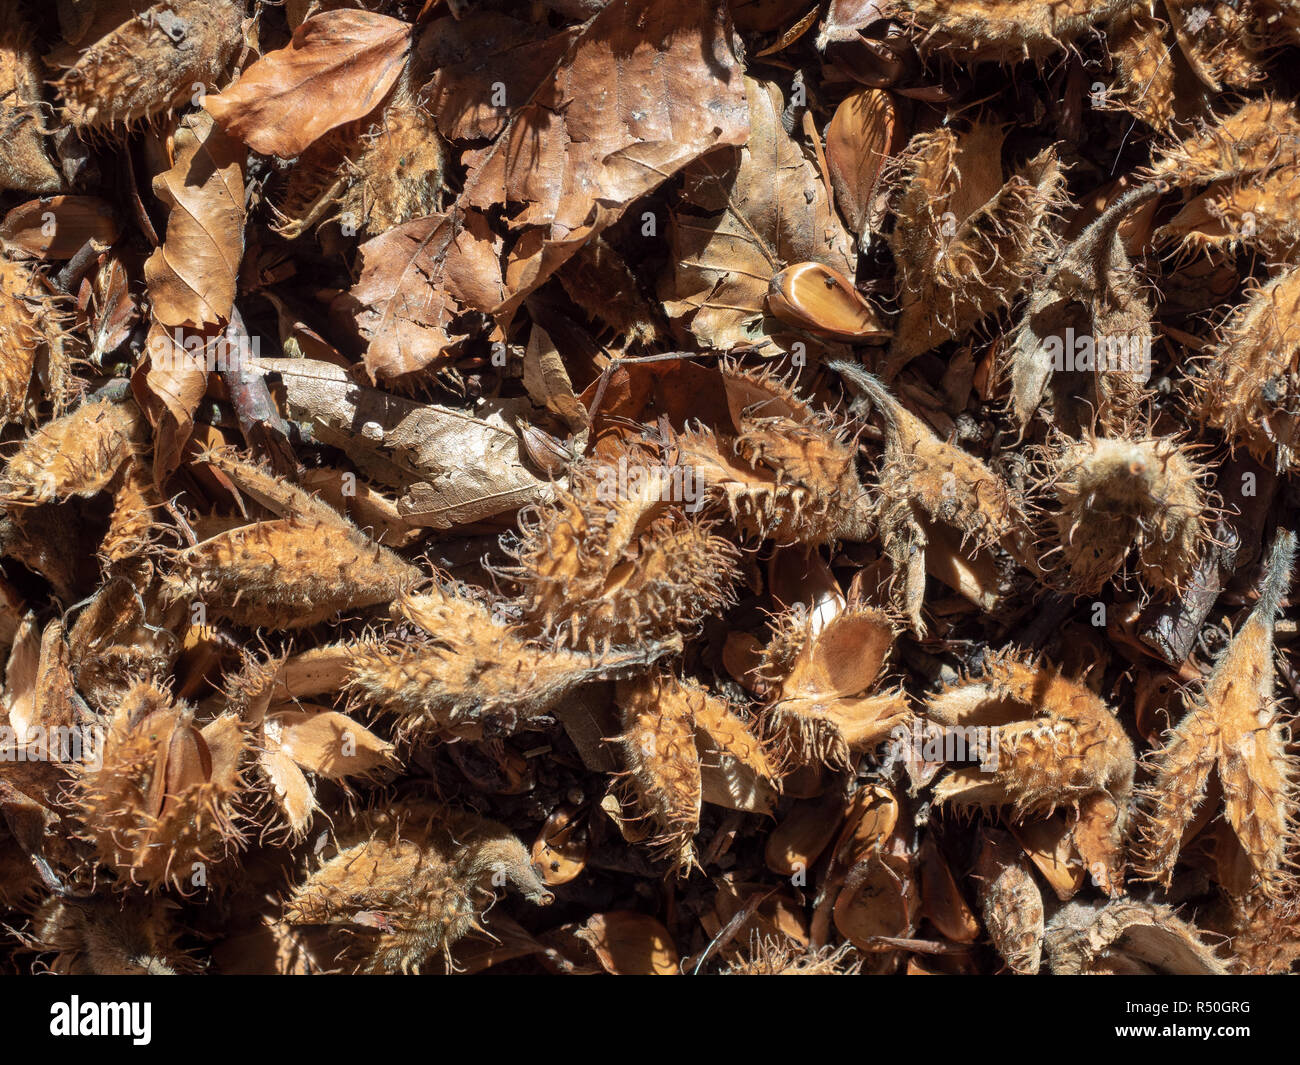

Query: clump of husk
[833,362,1038,631]
[1006,184,1161,435]
[974,829,1044,975]
[885,122,1068,375]
[0,258,71,426]
[52,0,247,130]
[0,398,145,505]
[505,445,740,650]
[1193,265,1300,471]
[74,680,246,892]
[346,588,680,741]
[282,800,553,974]
[889,0,1135,63]
[1137,530,1298,897]
[1041,430,1211,596]
[30,896,196,974]
[677,364,874,546]
[0,18,63,193]
[274,78,447,240]
[1147,97,1300,260]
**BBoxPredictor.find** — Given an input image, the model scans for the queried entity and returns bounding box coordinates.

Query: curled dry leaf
[338,210,504,381]
[825,88,902,241]
[0,196,119,259]
[144,111,246,330]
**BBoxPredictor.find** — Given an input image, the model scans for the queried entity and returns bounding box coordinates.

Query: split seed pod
[885,123,1067,374]
[759,602,910,770]
[670,362,876,546]
[612,672,777,873]
[926,652,1135,885]
[75,681,245,891]
[1138,530,1298,897]
[833,362,1038,630]
[1044,899,1227,975]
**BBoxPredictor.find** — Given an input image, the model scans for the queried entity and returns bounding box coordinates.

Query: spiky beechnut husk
[282,801,553,974]
[1138,529,1299,898]
[1044,431,1211,597]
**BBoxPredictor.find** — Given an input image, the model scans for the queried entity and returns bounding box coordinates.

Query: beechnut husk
[3,0,1300,979]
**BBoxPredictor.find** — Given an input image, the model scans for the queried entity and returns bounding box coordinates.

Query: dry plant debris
[5,0,1300,977]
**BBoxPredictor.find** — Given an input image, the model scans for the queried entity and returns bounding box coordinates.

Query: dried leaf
[205,10,411,158]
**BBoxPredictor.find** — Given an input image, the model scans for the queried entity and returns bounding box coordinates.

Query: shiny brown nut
[767,262,890,341]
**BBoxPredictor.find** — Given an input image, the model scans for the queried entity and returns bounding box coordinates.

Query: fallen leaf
[0,196,119,259]
[661,76,858,357]
[204,10,411,158]
[144,112,246,329]
[253,357,554,528]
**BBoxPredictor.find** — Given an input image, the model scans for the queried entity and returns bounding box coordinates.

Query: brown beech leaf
[144,112,246,329]
[0,196,119,259]
[826,88,902,240]
[131,321,210,484]
[254,357,553,528]
[339,210,504,380]
[660,76,859,357]
[424,0,750,317]
[204,10,411,159]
